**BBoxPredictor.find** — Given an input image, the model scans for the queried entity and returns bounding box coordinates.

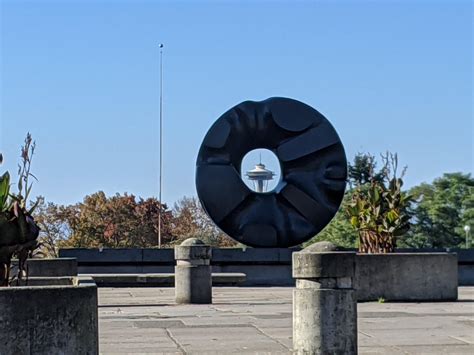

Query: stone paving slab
[99,287,474,354]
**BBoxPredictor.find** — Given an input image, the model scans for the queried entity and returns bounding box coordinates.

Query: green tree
[304,193,357,248]
[403,173,474,248]
[303,192,358,248]
[306,152,395,249]
[348,152,385,187]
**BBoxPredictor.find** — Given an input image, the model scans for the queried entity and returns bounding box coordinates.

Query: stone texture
[175,239,212,261]
[79,272,245,287]
[16,276,76,286]
[292,252,355,279]
[97,286,474,354]
[303,241,339,252]
[175,238,212,304]
[356,253,458,301]
[0,282,98,355]
[293,251,357,354]
[293,288,357,354]
[11,257,78,277]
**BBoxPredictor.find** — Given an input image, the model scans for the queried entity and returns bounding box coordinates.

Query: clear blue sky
[1,0,472,207]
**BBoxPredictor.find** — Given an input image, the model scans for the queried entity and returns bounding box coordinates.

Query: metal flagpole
[158,43,164,248]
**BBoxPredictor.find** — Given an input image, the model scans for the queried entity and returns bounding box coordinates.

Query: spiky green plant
[346,153,412,253]
[0,134,41,286]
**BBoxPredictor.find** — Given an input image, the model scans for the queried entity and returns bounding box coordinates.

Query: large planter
[0,278,98,355]
[355,253,458,301]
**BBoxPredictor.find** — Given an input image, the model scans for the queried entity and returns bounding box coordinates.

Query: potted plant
[0,133,40,286]
[346,152,411,253]
[0,134,98,354]
[346,153,457,301]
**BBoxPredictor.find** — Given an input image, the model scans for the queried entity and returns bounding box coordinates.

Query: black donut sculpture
[196,97,347,248]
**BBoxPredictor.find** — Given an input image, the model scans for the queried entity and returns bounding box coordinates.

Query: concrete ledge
[212,273,246,286]
[60,248,143,263]
[11,257,78,277]
[0,282,98,354]
[59,248,298,265]
[81,272,246,287]
[293,252,355,279]
[356,253,458,301]
[459,265,474,286]
[16,276,76,286]
[175,245,212,261]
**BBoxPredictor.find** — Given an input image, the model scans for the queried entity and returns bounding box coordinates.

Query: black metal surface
[196,97,347,247]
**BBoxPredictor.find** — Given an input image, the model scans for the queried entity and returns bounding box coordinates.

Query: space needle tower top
[245,162,275,193]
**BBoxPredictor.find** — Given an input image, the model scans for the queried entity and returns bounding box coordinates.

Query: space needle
[245,159,275,193]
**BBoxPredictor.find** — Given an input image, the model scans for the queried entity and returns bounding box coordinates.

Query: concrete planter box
[0,278,98,355]
[355,253,458,301]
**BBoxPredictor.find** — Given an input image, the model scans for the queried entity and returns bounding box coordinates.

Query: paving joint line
[358,330,373,338]
[448,335,472,345]
[392,345,410,354]
[251,323,291,351]
[165,328,187,354]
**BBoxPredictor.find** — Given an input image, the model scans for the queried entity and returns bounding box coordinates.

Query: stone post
[292,244,357,354]
[175,238,212,304]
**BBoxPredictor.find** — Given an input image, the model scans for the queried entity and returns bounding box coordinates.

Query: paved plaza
[99,287,474,354]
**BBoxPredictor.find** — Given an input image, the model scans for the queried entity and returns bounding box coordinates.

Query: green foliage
[307,152,412,252]
[309,150,472,251]
[346,153,412,253]
[0,134,41,286]
[304,193,357,248]
[401,173,474,248]
[348,152,385,187]
[0,172,11,213]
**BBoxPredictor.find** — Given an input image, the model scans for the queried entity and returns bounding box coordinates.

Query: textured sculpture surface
[196,97,347,247]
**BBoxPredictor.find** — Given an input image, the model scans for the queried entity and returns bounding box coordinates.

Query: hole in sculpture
[241,148,281,193]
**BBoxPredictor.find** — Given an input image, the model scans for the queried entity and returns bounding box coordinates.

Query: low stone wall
[59,247,473,287]
[0,278,98,355]
[457,249,474,285]
[17,276,76,286]
[28,257,78,276]
[11,257,78,277]
[213,248,295,286]
[80,273,246,287]
[59,248,297,286]
[355,253,458,301]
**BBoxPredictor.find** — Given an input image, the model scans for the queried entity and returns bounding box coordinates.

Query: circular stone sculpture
[196,97,347,247]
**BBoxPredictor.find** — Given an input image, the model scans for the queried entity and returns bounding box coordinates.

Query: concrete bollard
[175,238,212,304]
[292,248,357,354]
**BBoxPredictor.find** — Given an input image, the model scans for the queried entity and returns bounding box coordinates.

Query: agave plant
[346,153,412,253]
[0,134,41,286]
